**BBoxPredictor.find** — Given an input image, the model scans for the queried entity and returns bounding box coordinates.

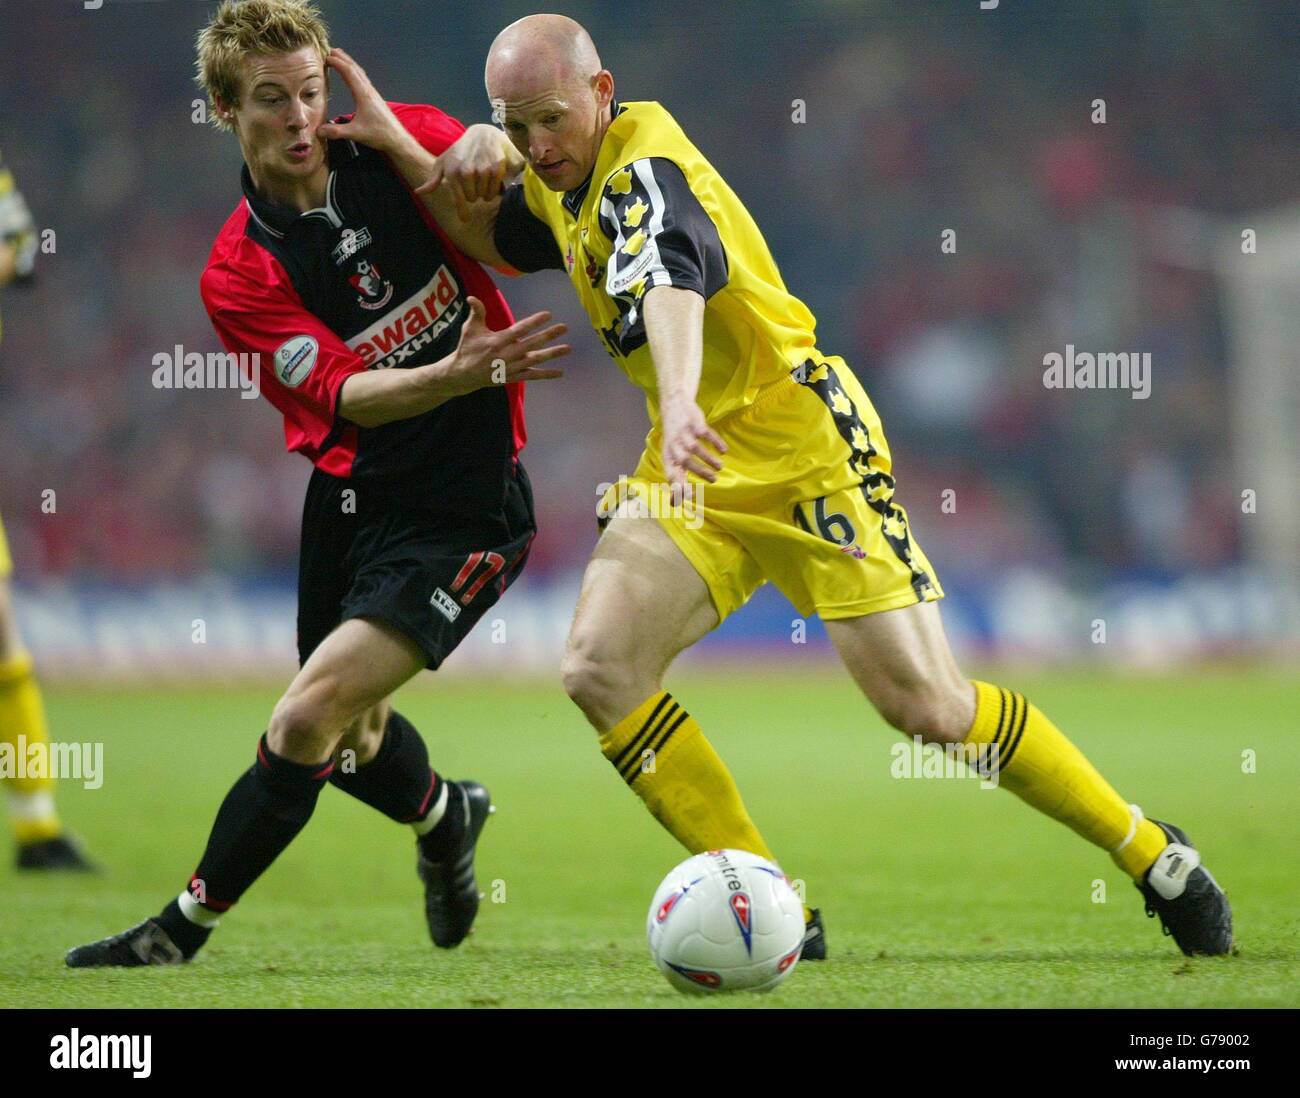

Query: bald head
[485,14,616,193]
[486,14,601,98]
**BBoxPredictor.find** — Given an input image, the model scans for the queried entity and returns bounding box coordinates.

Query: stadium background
[1,0,1298,1013]
[0,0,1296,675]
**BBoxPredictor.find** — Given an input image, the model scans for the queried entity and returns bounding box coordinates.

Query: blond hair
[195,0,331,131]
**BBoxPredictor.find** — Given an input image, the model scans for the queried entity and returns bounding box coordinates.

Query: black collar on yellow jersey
[562,98,627,217]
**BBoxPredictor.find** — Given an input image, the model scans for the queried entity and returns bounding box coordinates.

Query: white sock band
[1110,803,1144,854]
[7,791,57,821]
[177,889,222,929]
[411,779,450,837]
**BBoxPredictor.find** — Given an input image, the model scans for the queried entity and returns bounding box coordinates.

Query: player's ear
[593,70,615,112]
[214,94,237,131]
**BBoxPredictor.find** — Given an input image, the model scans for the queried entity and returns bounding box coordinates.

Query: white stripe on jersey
[631,159,674,290]
[602,159,676,300]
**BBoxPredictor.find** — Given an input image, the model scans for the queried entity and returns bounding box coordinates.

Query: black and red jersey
[200,103,525,508]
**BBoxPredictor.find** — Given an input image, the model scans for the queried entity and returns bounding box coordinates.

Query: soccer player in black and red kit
[66,0,569,967]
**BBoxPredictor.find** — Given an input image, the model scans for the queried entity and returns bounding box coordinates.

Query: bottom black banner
[0,1008,1290,1083]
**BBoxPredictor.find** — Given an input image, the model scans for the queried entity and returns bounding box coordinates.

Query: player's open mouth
[287,142,313,160]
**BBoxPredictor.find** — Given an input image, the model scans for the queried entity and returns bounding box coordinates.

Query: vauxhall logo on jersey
[349,258,394,311]
[346,264,464,370]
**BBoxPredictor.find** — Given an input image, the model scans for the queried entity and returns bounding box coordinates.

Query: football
[646,849,806,993]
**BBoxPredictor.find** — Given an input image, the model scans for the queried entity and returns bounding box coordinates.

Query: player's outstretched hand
[317,47,405,153]
[661,398,727,501]
[416,125,524,222]
[442,296,569,395]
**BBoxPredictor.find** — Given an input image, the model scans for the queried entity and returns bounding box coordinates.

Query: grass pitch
[3,666,1296,1008]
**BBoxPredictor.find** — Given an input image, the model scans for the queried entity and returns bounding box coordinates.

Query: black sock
[418,780,465,862]
[329,710,443,824]
[186,733,333,916]
[153,897,212,959]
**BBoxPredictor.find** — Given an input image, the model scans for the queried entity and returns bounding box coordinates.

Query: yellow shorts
[599,355,943,623]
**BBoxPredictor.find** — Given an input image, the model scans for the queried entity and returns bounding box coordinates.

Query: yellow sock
[600,691,810,918]
[0,651,63,843]
[965,680,1167,879]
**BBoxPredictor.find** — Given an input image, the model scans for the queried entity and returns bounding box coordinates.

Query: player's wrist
[426,353,474,402]
[659,390,698,419]
[467,123,522,172]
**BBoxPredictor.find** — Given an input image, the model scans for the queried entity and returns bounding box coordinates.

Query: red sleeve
[388,101,468,158]
[200,260,366,457]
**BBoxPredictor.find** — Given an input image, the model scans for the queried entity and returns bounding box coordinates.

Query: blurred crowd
[0,0,1295,583]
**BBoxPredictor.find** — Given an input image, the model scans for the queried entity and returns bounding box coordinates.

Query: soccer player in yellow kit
[0,146,96,870]
[373,14,1232,957]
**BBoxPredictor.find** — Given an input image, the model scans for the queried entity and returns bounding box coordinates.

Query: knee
[268,681,351,758]
[876,681,973,744]
[561,647,622,714]
[560,640,641,727]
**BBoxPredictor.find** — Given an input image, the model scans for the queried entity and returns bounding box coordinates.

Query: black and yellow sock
[964,680,1167,879]
[0,651,62,844]
[600,691,811,916]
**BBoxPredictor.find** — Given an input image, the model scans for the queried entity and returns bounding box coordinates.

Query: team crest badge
[349,258,394,310]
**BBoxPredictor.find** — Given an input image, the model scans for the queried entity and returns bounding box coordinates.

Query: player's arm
[317,48,516,269]
[602,158,730,491]
[202,268,567,435]
[377,123,515,270]
[643,286,725,487]
[338,298,567,427]
[388,126,567,277]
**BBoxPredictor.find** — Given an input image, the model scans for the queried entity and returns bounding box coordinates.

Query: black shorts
[296,461,536,670]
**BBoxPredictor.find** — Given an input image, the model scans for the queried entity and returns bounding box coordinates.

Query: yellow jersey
[503,101,820,428]
[492,102,945,623]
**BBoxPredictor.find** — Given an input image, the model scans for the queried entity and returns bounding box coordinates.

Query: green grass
[3,666,1296,1008]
